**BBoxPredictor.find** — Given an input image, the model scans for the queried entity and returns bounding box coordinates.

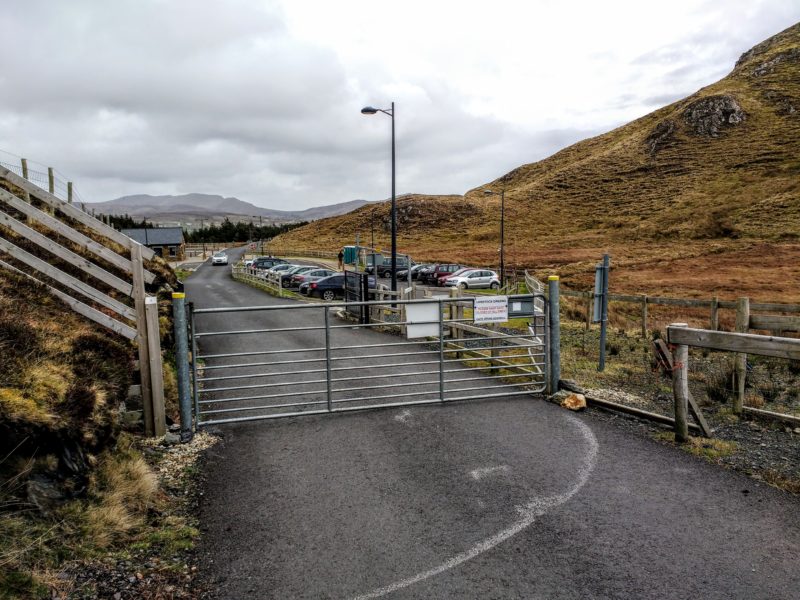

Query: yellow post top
[172,292,186,299]
[548,275,560,281]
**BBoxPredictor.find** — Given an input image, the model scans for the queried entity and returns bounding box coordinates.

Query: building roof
[121,227,184,246]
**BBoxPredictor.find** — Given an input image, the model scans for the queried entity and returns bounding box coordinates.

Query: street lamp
[483,187,505,288]
[361,102,397,295]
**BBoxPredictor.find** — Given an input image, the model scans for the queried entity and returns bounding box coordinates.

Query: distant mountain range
[83,193,370,222]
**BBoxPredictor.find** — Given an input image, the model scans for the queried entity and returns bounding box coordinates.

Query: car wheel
[459,282,467,290]
[490,282,500,289]
[323,290,335,301]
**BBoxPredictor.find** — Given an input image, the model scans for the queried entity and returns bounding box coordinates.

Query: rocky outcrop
[645,119,677,155]
[682,95,746,137]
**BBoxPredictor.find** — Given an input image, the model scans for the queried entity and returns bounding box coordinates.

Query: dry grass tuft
[84,450,158,549]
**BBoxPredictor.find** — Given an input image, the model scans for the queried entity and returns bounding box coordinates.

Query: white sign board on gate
[406,301,440,339]
[474,296,508,324]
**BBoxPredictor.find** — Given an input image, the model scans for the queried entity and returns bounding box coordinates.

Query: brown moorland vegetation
[273,22,800,302]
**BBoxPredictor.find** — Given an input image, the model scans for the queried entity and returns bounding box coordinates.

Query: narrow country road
[188,249,800,599]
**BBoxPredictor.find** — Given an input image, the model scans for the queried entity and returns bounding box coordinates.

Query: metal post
[438,298,445,403]
[324,308,333,412]
[189,302,201,426]
[500,188,505,287]
[172,293,193,442]
[548,276,561,394]
[598,253,610,372]
[390,101,397,297]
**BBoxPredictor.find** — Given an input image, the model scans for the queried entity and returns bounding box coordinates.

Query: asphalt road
[189,248,800,599]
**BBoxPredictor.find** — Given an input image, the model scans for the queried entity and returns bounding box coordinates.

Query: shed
[121,227,185,260]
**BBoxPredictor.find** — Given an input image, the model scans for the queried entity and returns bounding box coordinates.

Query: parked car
[416,264,436,283]
[211,252,228,266]
[436,267,476,286]
[291,268,335,288]
[377,257,414,278]
[305,273,346,301]
[397,264,432,281]
[251,256,288,271]
[280,266,315,287]
[265,263,297,274]
[444,269,500,290]
[424,263,463,285]
[300,271,376,302]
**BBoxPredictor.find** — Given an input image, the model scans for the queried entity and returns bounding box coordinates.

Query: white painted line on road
[350,415,599,600]
[469,465,510,480]
[394,410,412,423]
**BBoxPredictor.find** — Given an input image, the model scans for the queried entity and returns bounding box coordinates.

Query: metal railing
[189,294,547,425]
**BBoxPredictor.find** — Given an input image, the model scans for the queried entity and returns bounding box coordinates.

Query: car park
[211,252,228,266]
[444,269,500,289]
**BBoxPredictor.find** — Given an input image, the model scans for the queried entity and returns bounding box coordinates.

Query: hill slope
[85,193,369,222]
[273,22,800,300]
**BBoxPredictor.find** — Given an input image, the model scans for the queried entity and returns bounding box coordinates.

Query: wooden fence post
[145,297,166,437]
[733,297,750,415]
[67,182,73,204]
[47,167,55,195]
[670,323,690,443]
[19,158,33,223]
[449,287,458,340]
[710,296,719,331]
[641,295,648,338]
[131,243,154,436]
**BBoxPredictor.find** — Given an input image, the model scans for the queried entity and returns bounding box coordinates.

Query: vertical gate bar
[439,298,445,403]
[172,293,193,442]
[189,302,201,425]
[548,277,561,394]
[324,308,333,412]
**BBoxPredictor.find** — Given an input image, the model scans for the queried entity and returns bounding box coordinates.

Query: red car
[429,264,465,286]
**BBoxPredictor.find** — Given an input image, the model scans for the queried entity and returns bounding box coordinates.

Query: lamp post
[482,186,505,288]
[361,102,397,295]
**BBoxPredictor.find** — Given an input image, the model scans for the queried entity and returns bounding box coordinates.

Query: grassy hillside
[274,22,800,301]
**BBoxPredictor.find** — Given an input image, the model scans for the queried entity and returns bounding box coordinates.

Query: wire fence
[0,149,87,205]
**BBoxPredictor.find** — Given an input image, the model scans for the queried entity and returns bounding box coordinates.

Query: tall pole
[390,101,397,296]
[500,188,505,288]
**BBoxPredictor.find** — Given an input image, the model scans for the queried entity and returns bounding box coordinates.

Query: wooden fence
[0,163,166,437]
[667,324,800,440]
[525,270,800,336]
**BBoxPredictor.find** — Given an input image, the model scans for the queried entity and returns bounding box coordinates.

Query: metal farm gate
[188,294,549,426]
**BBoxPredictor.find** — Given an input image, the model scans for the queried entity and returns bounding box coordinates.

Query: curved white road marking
[351,415,599,600]
[470,465,510,480]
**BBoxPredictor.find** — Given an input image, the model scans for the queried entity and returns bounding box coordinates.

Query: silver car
[444,269,500,290]
[211,252,228,266]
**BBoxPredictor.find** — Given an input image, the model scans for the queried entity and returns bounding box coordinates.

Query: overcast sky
[1,1,798,209]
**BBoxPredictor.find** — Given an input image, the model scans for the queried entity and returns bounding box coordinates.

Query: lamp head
[361,106,379,115]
